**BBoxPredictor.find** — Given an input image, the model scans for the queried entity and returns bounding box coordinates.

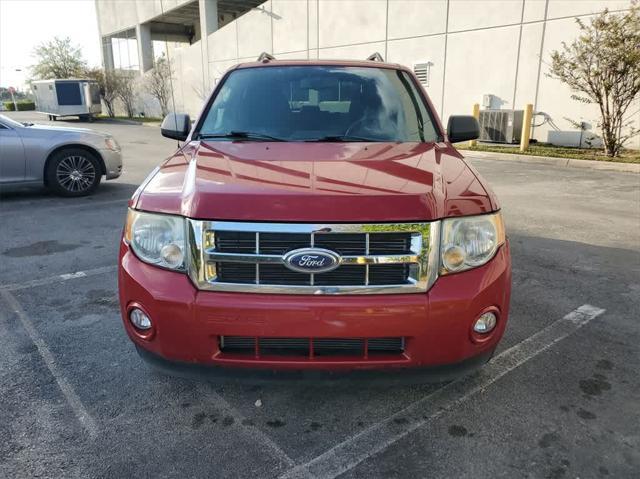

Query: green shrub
[2,100,35,111]
[16,100,35,111]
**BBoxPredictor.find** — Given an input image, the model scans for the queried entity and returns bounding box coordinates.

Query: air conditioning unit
[478,109,524,144]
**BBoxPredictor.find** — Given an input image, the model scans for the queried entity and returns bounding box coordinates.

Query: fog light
[473,312,497,334]
[130,308,152,330]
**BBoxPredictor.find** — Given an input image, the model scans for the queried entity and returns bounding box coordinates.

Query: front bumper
[118,241,511,374]
[99,148,122,180]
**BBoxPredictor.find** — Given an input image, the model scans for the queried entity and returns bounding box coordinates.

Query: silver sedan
[0,114,122,196]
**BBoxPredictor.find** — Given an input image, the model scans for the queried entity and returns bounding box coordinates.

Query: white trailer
[32,79,102,121]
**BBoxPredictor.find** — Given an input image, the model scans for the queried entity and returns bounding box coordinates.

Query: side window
[56,83,82,106]
[90,84,101,104]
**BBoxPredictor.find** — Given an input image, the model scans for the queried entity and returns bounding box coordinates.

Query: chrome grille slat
[365,233,370,286]
[255,232,260,285]
[188,221,440,295]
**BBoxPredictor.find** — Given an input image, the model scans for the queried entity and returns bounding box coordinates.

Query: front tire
[45,148,102,197]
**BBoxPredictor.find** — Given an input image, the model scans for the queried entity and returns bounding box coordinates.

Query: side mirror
[161,113,191,141]
[447,115,480,143]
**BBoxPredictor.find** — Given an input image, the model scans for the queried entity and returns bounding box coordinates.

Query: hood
[134,141,494,222]
[27,124,107,136]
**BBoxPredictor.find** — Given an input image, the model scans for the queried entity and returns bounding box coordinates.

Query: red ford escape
[118,54,511,380]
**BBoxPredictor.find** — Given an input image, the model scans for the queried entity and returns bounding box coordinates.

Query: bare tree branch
[144,55,173,117]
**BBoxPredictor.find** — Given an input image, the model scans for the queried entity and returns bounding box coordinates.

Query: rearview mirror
[161,113,191,141]
[447,115,480,143]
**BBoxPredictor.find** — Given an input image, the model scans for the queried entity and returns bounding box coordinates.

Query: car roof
[31,79,97,83]
[234,59,407,71]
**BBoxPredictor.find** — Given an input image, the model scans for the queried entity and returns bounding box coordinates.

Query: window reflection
[199,66,440,142]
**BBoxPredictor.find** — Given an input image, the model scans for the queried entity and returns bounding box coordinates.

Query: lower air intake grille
[219,336,405,358]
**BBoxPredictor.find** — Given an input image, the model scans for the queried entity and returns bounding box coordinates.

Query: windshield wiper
[198,131,285,142]
[304,135,381,142]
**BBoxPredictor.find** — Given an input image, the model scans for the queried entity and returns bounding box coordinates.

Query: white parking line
[278,304,606,479]
[0,265,117,292]
[196,385,303,473]
[0,289,99,439]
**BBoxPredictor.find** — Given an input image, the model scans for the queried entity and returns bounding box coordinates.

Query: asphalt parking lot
[1,110,639,479]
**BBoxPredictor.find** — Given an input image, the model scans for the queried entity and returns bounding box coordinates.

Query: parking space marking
[197,385,303,473]
[0,265,117,292]
[0,290,99,440]
[278,304,606,479]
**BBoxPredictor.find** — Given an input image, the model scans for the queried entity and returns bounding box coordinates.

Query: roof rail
[366,52,385,62]
[257,52,276,63]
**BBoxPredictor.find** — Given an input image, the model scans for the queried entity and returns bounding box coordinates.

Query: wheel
[45,148,102,197]
[51,115,57,121]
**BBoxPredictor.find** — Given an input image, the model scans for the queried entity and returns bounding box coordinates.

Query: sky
[0,0,102,90]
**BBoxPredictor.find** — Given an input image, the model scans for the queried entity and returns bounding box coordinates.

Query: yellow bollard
[469,103,480,147]
[520,103,533,152]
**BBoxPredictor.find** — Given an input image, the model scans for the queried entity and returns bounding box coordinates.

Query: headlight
[124,209,186,270]
[104,137,120,151]
[440,212,505,274]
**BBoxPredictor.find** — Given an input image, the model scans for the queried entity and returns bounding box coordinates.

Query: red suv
[119,55,511,379]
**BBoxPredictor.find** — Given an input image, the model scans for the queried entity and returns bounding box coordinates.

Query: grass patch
[457,142,640,164]
[96,115,162,123]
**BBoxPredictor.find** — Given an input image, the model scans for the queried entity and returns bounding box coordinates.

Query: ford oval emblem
[283,248,341,274]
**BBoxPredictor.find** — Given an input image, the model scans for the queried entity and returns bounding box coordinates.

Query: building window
[104,29,139,71]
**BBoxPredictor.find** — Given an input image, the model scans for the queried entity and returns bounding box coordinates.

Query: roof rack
[257,52,276,63]
[366,52,385,62]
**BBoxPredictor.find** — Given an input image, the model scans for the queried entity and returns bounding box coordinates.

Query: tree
[548,3,640,158]
[84,67,119,117]
[144,56,173,116]
[31,37,87,80]
[114,72,138,119]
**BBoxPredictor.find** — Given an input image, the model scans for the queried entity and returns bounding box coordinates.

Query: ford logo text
[283,248,341,274]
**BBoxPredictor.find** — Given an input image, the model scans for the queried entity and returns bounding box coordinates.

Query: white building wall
[97,0,639,148]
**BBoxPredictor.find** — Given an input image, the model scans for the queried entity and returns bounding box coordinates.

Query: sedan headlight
[104,137,120,151]
[440,212,505,274]
[124,209,186,270]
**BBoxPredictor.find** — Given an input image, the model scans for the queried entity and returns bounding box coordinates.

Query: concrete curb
[462,150,640,173]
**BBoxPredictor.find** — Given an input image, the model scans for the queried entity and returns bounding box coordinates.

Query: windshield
[196,66,440,142]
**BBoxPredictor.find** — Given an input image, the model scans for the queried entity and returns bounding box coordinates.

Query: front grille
[220,336,405,358]
[215,231,413,256]
[216,262,409,286]
[214,230,413,286]
[187,221,438,294]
